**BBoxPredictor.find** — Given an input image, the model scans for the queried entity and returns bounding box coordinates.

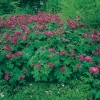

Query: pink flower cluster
[1,12,63,29]
[36,64,41,68]
[48,63,54,68]
[69,50,75,57]
[89,67,99,73]
[18,75,25,80]
[49,48,67,56]
[92,44,100,55]
[76,54,84,61]
[60,67,66,72]
[90,31,100,41]
[76,55,92,62]
[66,18,87,29]
[59,50,66,55]
[3,44,12,51]
[5,73,9,80]
[6,52,22,59]
[82,33,88,38]
[49,48,55,52]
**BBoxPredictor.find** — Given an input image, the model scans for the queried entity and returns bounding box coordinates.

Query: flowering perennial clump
[0,12,100,84]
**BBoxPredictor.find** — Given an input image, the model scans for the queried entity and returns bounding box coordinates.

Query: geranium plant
[0,12,100,84]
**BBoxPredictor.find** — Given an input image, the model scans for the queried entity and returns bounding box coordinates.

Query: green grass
[0,80,93,100]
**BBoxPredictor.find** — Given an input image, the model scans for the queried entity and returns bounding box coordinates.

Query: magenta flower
[60,21,64,25]
[6,54,12,59]
[36,64,41,68]
[20,36,26,40]
[70,53,74,57]
[11,25,15,29]
[41,46,45,50]
[16,52,22,56]
[3,44,12,51]
[62,39,67,42]
[0,40,2,43]
[35,31,40,34]
[45,31,52,36]
[49,48,55,52]
[15,31,22,35]
[60,50,66,55]
[82,33,88,38]
[4,33,9,38]
[11,37,18,43]
[24,28,30,34]
[5,73,9,80]
[54,30,59,34]
[89,67,99,73]
[60,67,66,72]
[18,75,25,80]
[90,34,99,41]
[97,32,100,37]
[11,54,16,58]
[49,63,54,68]
[79,54,84,61]
[84,56,92,61]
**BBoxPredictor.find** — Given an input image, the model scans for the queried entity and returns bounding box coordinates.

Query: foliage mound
[0,12,100,85]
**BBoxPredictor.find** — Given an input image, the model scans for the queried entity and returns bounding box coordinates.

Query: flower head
[60,67,66,72]
[89,67,99,73]
[5,73,9,80]
[84,56,92,61]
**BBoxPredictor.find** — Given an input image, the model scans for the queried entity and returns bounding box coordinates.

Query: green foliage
[0,0,20,15]
[0,12,100,88]
[58,0,100,28]
[45,0,61,13]
[10,5,35,15]
[19,0,47,12]
[0,81,92,100]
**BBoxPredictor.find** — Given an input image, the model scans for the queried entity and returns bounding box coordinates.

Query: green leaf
[41,75,47,81]
[22,47,34,60]
[96,91,100,99]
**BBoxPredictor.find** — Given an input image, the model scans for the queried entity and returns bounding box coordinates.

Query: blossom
[54,30,59,34]
[0,40,2,43]
[18,75,25,80]
[24,28,30,34]
[60,67,66,72]
[5,73,9,80]
[36,64,41,68]
[90,34,99,41]
[4,33,9,38]
[11,37,18,43]
[89,67,99,73]
[62,39,67,42]
[20,35,26,40]
[11,25,15,29]
[82,33,88,38]
[3,44,12,51]
[6,54,12,59]
[48,63,54,68]
[15,31,22,35]
[35,31,40,34]
[84,56,92,61]
[16,52,22,56]
[49,48,55,52]
[41,46,45,50]
[11,54,16,58]
[60,21,64,25]
[60,50,66,55]
[45,31,52,36]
